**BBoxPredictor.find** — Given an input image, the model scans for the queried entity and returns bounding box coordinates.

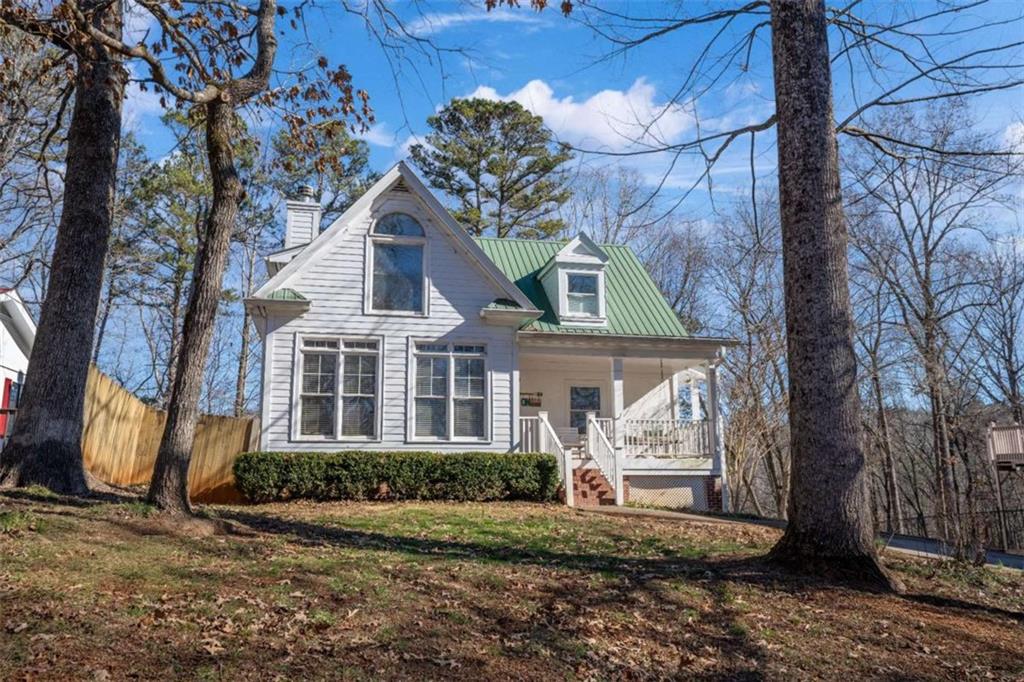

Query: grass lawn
[1,491,1022,680]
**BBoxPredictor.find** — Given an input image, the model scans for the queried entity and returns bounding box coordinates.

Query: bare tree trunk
[0,1,124,494]
[234,307,251,417]
[871,371,904,533]
[766,0,898,590]
[93,281,116,364]
[148,101,243,514]
[233,245,258,417]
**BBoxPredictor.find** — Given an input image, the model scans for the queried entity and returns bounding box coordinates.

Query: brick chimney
[284,184,322,249]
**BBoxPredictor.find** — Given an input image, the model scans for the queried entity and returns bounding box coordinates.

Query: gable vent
[392,178,411,193]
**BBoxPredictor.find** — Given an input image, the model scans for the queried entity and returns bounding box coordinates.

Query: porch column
[511,340,520,452]
[669,372,680,421]
[611,357,625,451]
[707,362,729,512]
[611,357,625,506]
[690,374,701,421]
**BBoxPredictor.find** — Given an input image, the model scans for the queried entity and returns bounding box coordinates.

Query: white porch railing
[520,414,574,507]
[519,416,541,454]
[623,419,710,457]
[586,413,622,505]
[593,417,615,443]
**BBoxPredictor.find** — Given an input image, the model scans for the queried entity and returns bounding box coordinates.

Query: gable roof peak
[556,232,609,264]
[250,160,536,313]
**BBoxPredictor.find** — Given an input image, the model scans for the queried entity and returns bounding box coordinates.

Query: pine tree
[410,98,572,239]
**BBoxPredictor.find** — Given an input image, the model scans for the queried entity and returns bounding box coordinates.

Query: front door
[569,386,601,434]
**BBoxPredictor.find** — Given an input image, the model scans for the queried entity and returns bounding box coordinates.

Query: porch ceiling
[518,351,705,375]
[517,330,733,363]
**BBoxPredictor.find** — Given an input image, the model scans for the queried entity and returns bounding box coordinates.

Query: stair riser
[572,467,616,507]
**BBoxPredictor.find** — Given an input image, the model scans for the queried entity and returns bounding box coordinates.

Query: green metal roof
[474,237,688,338]
[266,288,308,301]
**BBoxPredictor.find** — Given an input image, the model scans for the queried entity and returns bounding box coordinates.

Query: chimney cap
[295,184,317,202]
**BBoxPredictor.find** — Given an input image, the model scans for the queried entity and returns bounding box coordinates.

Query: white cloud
[396,134,423,159]
[466,78,695,153]
[406,8,544,37]
[122,79,164,129]
[358,123,399,148]
[1003,121,1024,152]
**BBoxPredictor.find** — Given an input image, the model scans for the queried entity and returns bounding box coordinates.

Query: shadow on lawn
[216,508,774,679]
[216,508,1024,623]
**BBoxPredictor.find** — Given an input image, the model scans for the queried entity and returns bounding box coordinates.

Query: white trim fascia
[479,307,543,326]
[253,161,535,311]
[265,244,306,277]
[517,331,738,360]
[243,297,311,319]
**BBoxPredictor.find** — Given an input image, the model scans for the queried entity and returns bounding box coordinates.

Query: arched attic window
[368,212,427,314]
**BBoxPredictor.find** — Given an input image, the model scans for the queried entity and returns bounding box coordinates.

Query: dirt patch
[1,494,1022,680]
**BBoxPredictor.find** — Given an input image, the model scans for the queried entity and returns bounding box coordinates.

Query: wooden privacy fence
[82,366,258,503]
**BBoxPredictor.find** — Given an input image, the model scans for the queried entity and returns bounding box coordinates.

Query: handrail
[593,417,615,443]
[586,415,617,492]
[533,413,574,507]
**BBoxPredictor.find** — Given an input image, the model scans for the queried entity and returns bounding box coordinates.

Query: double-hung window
[298,338,380,439]
[299,339,339,437]
[369,212,426,314]
[412,343,487,440]
[566,273,599,317]
[340,341,379,437]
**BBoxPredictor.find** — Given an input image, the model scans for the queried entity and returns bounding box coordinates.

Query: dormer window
[368,212,427,315]
[537,234,609,327]
[567,273,599,316]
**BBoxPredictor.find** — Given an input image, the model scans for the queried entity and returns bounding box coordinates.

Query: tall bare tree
[0,0,126,494]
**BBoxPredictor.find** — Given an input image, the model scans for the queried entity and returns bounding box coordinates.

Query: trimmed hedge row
[234,450,560,503]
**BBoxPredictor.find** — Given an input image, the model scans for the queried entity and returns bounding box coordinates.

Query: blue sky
[123,1,1024,224]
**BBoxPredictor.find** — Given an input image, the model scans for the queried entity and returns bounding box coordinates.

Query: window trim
[364,210,430,318]
[406,339,491,444]
[558,268,607,325]
[290,334,384,442]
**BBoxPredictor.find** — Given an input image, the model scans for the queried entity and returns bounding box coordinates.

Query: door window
[569,386,601,433]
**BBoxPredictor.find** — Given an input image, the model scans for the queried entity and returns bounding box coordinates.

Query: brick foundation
[704,476,723,512]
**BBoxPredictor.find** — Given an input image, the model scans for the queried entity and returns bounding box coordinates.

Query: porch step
[573,467,615,507]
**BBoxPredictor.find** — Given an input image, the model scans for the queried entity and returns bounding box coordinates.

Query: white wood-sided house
[0,289,34,448]
[246,163,735,511]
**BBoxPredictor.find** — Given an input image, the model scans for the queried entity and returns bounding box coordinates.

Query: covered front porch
[511,332,730,510]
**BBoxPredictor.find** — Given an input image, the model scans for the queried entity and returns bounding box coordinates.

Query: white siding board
[262,190,516,452]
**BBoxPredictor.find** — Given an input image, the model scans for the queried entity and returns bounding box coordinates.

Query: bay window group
[296,335,488,442]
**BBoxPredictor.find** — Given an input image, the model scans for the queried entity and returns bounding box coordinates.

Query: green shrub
[234,451,560,504]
